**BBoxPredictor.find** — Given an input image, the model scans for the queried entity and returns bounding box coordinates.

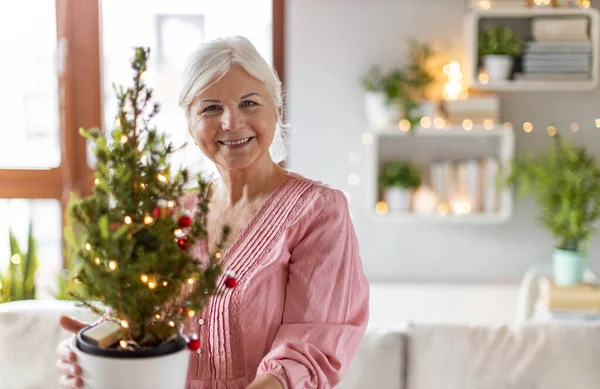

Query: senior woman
[56,36,369,389]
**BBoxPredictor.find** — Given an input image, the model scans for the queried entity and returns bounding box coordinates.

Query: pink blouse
[183,171,370,389]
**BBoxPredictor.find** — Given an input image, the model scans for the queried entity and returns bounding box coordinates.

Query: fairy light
[120,340,128,349]
[437,202,450,215]
[94,257,101,265]
[420,116,432,128]
[139,183,147,189]
[74,279,83,285]
[361,132,374,145]
[143,215,154,225]
[173,229,183,237]
[167,200,175,208]
[0,281,3,290]
[10,254,20,265]
[452,201,472,215]
[478,0,491,9]
[140,274,149,283]
[187,278,195,285]
[484,119,494,130]
[108,260,118,270]
[85,243,92,251]
[120,135,128,143]
[155,314,161,320]
[399,119,411,132]
[548,126,557,136]
[596,119,600,128]
[157,174,168,183]
[571,123,580,133]
[94,178,100,186]
[115,118,121,127]
[120,320,129,329]
[148,281,157,289]
[443,61,467,101]
[215,252,222,259]
[187,310,196,318]
[375,201,389,215]
[162,281,168,286]
[582,0,591,8]
[433,116,446,129]
[168,321,175,327]
[478,72,490,84]
[463,119,474,131]
[523,122,533,133]
[348,174,360,186]
[124,216,132,225]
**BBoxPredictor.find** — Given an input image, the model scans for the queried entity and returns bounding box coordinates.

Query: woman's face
[188,65,277,170]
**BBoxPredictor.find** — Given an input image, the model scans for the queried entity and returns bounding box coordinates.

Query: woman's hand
[246,374,284,389]
[56,316,88,389]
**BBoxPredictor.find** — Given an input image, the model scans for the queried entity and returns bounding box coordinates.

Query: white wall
[286,0,600,283]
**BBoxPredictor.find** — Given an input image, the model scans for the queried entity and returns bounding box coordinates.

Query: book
[532,17,589,42]
[513,72,590,81]
[539,276,600,312]
[534,299,600,322]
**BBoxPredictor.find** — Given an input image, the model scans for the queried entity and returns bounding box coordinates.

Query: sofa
[2,292,600,389]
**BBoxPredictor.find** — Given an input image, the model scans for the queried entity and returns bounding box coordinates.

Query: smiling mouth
[218,137,254,146]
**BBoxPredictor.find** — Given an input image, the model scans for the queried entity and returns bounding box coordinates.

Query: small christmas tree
[68,47,228,349]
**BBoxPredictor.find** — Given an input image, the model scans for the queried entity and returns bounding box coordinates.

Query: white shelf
[373,125,510,137]
[466,7,600,92]
[371,211,511,224]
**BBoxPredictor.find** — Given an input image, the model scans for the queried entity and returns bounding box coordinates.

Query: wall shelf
[366,125,515,224]
[466,7,600,92]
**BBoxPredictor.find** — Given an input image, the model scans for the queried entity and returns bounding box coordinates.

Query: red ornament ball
[152,206,162,219]
[225,276,237,289]
[188,338,201,351]
[177,238,189,250]
[178,215,192,228]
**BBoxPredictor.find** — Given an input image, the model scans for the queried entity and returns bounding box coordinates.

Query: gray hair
[179,36,288,164]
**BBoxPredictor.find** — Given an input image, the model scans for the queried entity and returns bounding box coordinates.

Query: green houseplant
[362,39,435,131]
[507,134,600,285]
[479,26,523,81]
[379,161,422,212]
[0,221,38,304]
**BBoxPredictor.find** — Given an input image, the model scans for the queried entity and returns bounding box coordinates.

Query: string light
[162,281,168,286]
[124,216,132,225]
[437,202,450,215]
[463,119,473,131]
[375,201,389,215]
[85,243,92,251]
[478,72,490,84]
[582,0,591,8]
[139,183,147,189]
[478,0,491,9]
[596,119,600,128]
[115,118,121,127]
[187,310,196,318]
[140,274,149,283]
[143,215,154,225]
[484,119,494,130]
[94,257,101,265]
[168,321,175,327]
[187,278,195,285]
[420,116,432,128]
[548,126,557,136]
[155,314,161,320]
[361,132,374,145]
[443,61,468,101]
[108,260,118,270]
[348,173,360,186]
[523,122,533,133]
[120,320,129,328]
[167,200,175,208]
[433,116,446,129]
[10,254,21,265]
[120,135,128,143]
[119,340,128,348]
[173,229,183,237]
[452,201,472,215]
[94,178,100,186]
[157,174,168,183]
[399,119,411,132]
[571,123,580,133]
[148,281,157,289]
[215,252,222,259]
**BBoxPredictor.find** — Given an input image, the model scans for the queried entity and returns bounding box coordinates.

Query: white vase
[364,91,401,129]
[483,55,514,81]
[385,187,411,212]
[71,334,190,389]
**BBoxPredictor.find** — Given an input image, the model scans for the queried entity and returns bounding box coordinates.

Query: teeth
[222,138,251,146]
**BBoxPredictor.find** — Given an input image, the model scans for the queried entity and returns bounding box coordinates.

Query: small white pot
[364,91,401,129]
[483,55,514,81]
[71,334,190,389]
[385,187,411,212]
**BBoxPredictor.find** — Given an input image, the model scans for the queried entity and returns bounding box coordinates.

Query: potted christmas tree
[379,161,422,212]
[507,134,600,286]
[65,47,229,389]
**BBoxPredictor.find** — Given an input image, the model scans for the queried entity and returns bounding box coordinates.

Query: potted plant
[65,47,229,389]
[507,134,600,286]
[361,39,435,130]
[379,161,422,212]
[479,26,523,81]
[0,221,37,304]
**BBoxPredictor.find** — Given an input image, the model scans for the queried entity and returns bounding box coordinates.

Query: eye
[240,100,258,108]
[202,105,221,114]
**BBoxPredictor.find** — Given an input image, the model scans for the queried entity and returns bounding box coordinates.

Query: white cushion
[0,300,99,389]
[406,322,600,389]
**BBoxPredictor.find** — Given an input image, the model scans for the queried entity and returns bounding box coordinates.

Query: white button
[198,318,205,325]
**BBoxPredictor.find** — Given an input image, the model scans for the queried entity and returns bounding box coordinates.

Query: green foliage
[507,135,600,252]
[479,26,523,57]
[361,39,436,129]
[0,221,38,304]
[67,47,228,348]
[379,161,422,190]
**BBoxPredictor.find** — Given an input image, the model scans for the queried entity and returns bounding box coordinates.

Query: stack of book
[515,18,591,82]
[534,276,600,321]
[443,95,500,124]
[430,157,499,214]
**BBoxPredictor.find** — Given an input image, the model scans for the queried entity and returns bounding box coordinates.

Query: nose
[221,108,244,132]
